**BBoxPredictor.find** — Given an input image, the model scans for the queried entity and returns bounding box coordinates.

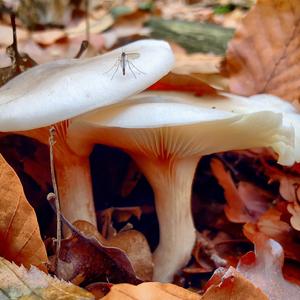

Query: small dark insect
[105,50,145,80]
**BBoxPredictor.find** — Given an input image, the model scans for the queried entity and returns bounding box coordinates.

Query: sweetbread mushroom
[0,40,174,226]
[67,91,298,282]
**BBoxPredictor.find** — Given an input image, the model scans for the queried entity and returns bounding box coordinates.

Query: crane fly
[105,50,145,80]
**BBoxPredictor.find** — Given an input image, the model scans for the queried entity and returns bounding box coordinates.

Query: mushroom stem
[135,155,200,282]
[54,150,97,228]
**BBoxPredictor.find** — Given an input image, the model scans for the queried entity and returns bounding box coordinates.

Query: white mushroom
[67,91,297,282]
[0,40,174,226]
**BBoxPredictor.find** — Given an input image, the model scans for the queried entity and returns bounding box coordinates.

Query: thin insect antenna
[129,61,146,75]
[111,61,120,80]
[127,59,137,79]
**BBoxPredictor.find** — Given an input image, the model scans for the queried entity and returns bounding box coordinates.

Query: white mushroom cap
[69,92,296,165]
[0,40,174,131]
[67,91,296,282]
[0,41,174,231]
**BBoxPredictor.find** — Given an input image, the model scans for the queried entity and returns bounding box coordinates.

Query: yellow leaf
[0,256,94,299]
[0,154,47,269]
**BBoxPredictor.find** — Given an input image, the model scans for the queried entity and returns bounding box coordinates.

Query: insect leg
[126,58,137,78]
[111,60,120,80]
[104,58,120,75]
[128,61,146,75]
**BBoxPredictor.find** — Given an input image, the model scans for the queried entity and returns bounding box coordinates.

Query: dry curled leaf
[53,219,143,285]
[237,234,300,300]
[243,208,300,263]
[260,161,300,231]
[0,154,47,269]
[203,267,268,300]
[223,0,300,102]
[211,158,270,223]
[0,256,94,299]
[101,282,201,300]
[74,220,153,282]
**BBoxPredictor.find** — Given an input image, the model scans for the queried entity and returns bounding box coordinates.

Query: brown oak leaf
[0,154,47,269]
[223,0,300,102]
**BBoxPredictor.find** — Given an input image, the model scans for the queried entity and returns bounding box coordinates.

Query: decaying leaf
[191,231,228,273]
[107,229,153,281]
[99,206,142,238]
[54,219,148,284]
[243,208,300,263]
[0,256,94,299]
[223,0,300,102]
[260,161,300,231]
[0,154,47,269]
[101,282,201,300]
[75,220,153,281]
[203,267,268,300]
[211,158,270,223]
[148,72,216,96]
[237,234,300,299]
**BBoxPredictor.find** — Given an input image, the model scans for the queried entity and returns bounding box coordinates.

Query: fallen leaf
[203,267,268,299]
[65,14,114,38]
[85,282,112,299]
[237,234,300,299]
[173,51,221,75]
[74,220,153,282]
[0,256,94,299]
[31,29,66,46]
[108,230,153,281]
[101,282,201,300]
[192,231,228,272]
[260,161,300,231]
[0,154,47,269]
[50,217,143,284]
[148,72,216,96]
[211,158,270,223]
[243,208,300,262]
[99,206,142,238]
[223,0,300,102]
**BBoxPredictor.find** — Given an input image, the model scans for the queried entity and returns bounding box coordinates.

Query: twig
[49,127,61,263]
[85,0,90,42]
[74,40,89,59]
[11,14,18,53]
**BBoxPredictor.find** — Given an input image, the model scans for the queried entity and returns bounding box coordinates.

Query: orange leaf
[101,282,201,300]
[211,158,269,223]
[148,72,216,96]
[0,154,47,268]
[223,0,300,102]
[203,267,268,300]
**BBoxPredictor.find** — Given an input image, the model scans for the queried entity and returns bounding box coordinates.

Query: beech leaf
[237,234,300,300]
[0,256,94,299]
[148,72,216,96]
[101,282,201,300]
[203,267,268,300]
[223,0,300,102]
[52,218,142,284]
[211,158,270,223]
[0,154,47,269]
